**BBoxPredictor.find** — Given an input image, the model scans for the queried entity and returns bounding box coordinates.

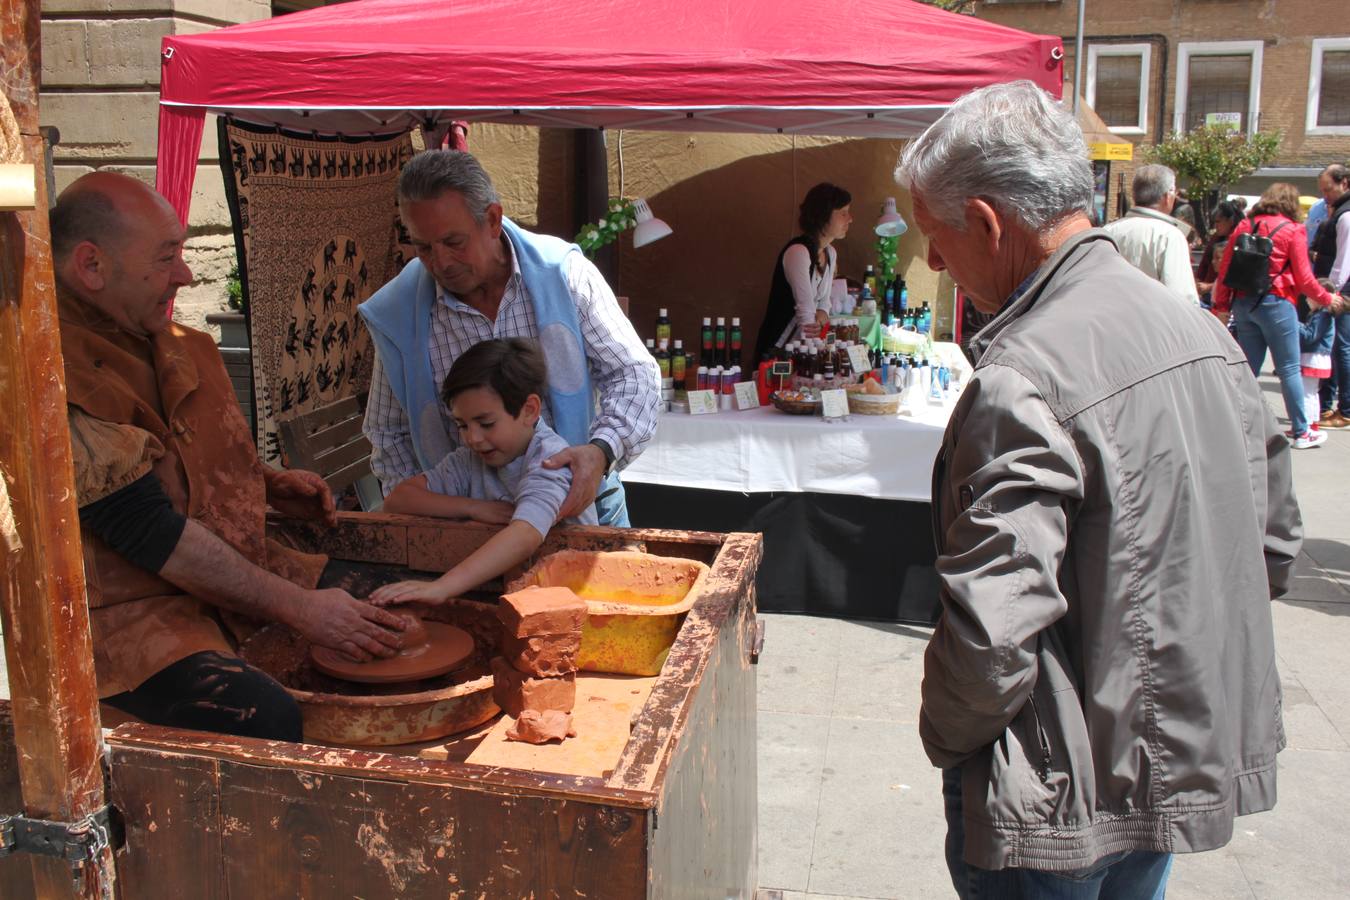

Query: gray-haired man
[899,81,1298,898]
[1104,163,1200,305]
[360,151,660,527]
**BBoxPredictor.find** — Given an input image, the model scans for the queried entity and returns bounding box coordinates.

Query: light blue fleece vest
[358,217,594,471]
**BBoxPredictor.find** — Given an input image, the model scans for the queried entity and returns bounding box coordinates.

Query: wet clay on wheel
[311,615,475,684]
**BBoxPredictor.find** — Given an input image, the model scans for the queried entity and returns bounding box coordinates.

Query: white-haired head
[895,80,1094,232]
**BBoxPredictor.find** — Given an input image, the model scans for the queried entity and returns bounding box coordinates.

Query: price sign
[821,388,849,419]
[847,344,872,375]
[733,381,760,410]
[687,390,719,415]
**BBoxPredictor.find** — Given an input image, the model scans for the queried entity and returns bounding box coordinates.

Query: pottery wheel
[311,622,475,684]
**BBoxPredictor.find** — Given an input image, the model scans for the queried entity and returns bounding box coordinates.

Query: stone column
[39,0,271,334]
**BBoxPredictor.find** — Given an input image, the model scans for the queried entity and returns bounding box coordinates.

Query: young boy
[1295,280,1346,450]
[370,338,597,606]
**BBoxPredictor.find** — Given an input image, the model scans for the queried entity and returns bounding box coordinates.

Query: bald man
[51,173,408,741]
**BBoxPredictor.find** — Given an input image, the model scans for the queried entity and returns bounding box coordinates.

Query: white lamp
[874,197,908,237]
[631,198,673,248]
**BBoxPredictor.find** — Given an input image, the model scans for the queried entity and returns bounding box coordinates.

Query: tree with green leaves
[1146,125,1281,229]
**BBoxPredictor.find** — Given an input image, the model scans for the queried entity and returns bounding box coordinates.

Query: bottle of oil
[672,339,688,390]
[656,308,671,345]
[655,339,671,381]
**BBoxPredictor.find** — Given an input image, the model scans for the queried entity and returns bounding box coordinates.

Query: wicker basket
[770,392,822,416]
[846,391,902,416]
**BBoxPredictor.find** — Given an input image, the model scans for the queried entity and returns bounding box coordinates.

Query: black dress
[754,235,815,364]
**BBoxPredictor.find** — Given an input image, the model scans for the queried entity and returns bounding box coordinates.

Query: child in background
[370,338,597,606]
[1296,280,1347,449]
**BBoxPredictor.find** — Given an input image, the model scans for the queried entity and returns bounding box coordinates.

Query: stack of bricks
[492,586,587,744]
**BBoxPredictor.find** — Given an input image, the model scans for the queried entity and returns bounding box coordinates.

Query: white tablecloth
[621,402,952,503]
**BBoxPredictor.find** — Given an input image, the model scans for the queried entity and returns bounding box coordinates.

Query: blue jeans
[593,470,630,527]
[1232,294,1308,435]
[1318,312,1350,416]
[943,769,1172,900]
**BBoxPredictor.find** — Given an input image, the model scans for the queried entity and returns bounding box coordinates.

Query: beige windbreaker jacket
[922,229,1300,872]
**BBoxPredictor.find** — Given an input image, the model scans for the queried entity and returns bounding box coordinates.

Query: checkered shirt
[364,242,660,491]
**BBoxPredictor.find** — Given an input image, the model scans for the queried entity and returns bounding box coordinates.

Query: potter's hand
[468,499,515,525]
[265,468,337,527]
[541,442,605,521]
[369,579,454,608]
[291,588,405,662]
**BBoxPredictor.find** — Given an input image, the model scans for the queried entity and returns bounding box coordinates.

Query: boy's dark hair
[440,338,548,417]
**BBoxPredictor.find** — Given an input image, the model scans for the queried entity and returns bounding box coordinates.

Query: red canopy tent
[155,0,1062,221]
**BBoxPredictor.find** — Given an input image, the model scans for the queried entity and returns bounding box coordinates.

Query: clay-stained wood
[608,532,763,793]
[643,537,762,898]
[0,1,113,897]
[0,704,38,900]
[107,724,652,808]
[109,740,650,899]
[108,747,225,900]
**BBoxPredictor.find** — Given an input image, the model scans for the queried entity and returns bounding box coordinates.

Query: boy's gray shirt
[421,420,598,537]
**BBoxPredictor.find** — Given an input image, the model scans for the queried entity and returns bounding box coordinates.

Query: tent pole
[576,128,614,281]
[1,0,115,896]
[1072,0,1085,113]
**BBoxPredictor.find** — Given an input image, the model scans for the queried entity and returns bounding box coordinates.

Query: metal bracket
[0,806,115,867]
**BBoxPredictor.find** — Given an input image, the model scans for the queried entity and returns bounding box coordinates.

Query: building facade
[976,0,1350,201]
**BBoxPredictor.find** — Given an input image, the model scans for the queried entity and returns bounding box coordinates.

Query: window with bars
[1095,56,1143,128]
[1185,54,1252,132]
[1316,49,1350,128]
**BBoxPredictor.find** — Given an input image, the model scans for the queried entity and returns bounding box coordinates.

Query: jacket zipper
[1027,695,1053,784]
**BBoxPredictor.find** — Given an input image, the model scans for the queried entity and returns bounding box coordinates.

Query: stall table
[623,403,950,623]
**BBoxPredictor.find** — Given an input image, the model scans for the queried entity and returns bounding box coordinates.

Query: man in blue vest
[360,151,660,527]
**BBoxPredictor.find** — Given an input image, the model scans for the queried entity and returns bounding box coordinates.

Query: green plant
[226,264,244,312]
[573,198,637,258]
[874,235,899,284]
[1147,126,1281,227]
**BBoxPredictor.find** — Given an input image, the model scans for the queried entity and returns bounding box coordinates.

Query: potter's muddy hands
[265,468,337,527]
[369,579,454,608]
[467,499,515,525]
[293,588,406,662]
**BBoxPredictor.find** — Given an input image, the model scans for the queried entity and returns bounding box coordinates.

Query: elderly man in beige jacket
[1104,164,1201,306]
[899,82,1297,899]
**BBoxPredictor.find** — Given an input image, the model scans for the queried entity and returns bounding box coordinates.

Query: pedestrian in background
[1104,164,1200,306]
[1310,163,1350,427]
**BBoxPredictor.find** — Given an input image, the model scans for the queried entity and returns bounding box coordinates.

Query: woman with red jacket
[1214,182,1339,447]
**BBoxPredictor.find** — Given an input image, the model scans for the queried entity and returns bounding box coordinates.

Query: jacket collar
[1125,204,1192,238]
[967,228,1118,364]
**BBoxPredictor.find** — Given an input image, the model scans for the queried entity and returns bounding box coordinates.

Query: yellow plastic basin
[506,550,709,676]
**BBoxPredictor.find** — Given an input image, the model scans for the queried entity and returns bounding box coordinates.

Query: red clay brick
[499,630,580,678]
[497,586,587,638]
[490,656,576,717]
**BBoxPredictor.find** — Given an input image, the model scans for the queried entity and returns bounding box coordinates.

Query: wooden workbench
[0,515,763,898]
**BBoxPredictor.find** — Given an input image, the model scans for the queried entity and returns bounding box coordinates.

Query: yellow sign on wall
[1089,142,1133,161]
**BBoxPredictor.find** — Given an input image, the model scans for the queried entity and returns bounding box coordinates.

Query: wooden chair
[277,394,382,511]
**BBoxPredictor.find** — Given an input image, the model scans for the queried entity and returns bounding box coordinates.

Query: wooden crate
[0,515,762,898]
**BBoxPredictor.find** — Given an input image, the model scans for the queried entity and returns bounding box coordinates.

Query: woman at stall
[1213,182,1340,449]
[754,182,852,363]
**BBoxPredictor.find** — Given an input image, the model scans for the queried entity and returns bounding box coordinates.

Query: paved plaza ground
[0,375,1346,898]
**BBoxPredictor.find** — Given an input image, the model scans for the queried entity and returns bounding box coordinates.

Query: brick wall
[977,0,1350,197]
[39,0,271,334]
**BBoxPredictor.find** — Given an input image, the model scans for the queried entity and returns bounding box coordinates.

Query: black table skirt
[625,483,941,625]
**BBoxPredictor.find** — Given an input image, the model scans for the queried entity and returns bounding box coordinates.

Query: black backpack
[1222,215,1290,297]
